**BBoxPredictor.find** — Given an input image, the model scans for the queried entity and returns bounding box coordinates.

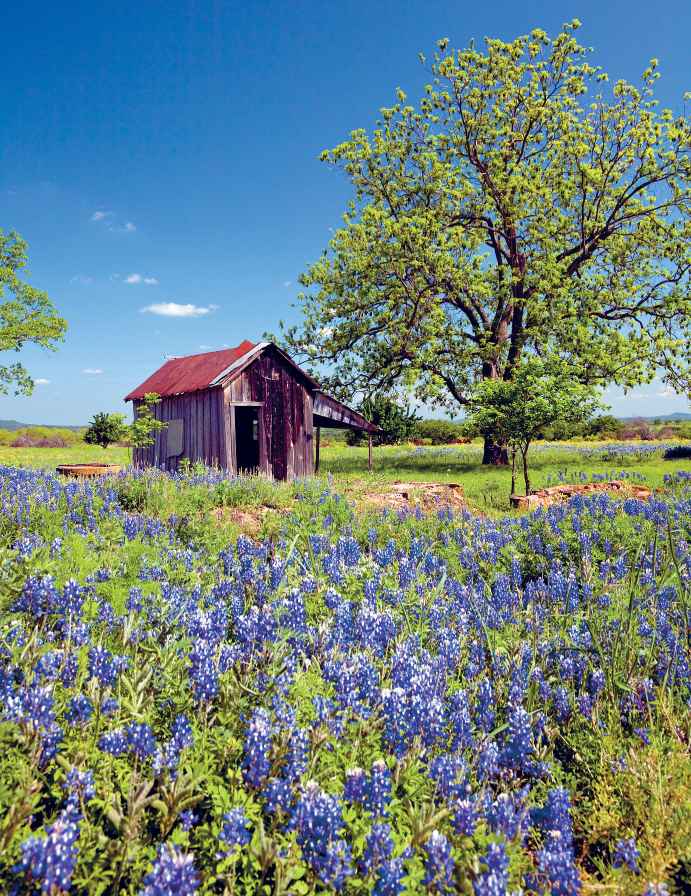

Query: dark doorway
[234,406,260,474]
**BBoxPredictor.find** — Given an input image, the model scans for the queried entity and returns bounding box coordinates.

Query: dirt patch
[510,480,653,510]
[211,506,283,536]
[358,481,466,513]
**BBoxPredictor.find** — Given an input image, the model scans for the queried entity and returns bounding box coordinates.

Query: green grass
[319,440,690,510]
[1,439,689,513]
[0,444,130,468]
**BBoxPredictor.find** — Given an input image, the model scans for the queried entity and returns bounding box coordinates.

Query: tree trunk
[483,434,509,466]
[480,358,509,465]
[522,445,531,494]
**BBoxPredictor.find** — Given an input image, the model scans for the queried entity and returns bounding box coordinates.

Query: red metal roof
[124,340,255,400]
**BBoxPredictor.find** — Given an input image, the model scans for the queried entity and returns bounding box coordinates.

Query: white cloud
[140,302,219,318]
[124,221,136,232]
[283,280,292,288]
[125,273,158,285]
[82,368,104,375]
[34,378,50,386]
[70,274,93,285]
[91,210,112,221]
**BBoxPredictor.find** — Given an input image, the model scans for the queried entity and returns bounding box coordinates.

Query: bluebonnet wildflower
[536,831,581,895]
[613,837,640,873]
[218,808,251,852]
[98,728,127,756]
[242,708,273,789]
[179,810,198,831]
[423,831,455,894]
[139,843,199,896]
[66,694,94,725]
[361,823,394,873]
[87,646,119,688]
[126,722,158,760]
[291,783,353,891]
[473,841,510,896]
[16,806,82,895]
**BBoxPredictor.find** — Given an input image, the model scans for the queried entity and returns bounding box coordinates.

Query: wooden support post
[368,433,373,472]
[315,426,321,474]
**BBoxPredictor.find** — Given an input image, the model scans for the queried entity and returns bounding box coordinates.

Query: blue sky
[2,0,689,424]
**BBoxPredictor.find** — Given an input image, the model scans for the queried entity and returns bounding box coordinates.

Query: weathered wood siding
[133,347,314,480]
[223,347,314,479]
[132,387,227,472]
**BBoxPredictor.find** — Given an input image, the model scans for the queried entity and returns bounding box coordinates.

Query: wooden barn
[124,340,378,478]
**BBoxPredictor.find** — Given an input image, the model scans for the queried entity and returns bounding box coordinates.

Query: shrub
[84,413,128,449]
[346,395,419,446]
[413,419,467,444]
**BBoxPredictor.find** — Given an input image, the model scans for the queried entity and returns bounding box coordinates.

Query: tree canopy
[0,230,67,395]
[283,22,690,419]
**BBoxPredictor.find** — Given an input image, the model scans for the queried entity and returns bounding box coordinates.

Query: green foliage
[129,393,167,450]
[583,415,623,439]
[282,23,690,416]
[413,419,467,445]
[0,230,67,395]
[464,361,602,494]
[84,413,127,450]
[346,394,419,446]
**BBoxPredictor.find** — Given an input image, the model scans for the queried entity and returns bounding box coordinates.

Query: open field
[0,451,690,894]
[1,439,689,512]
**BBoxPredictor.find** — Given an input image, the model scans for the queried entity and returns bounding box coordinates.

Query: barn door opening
[235,406,260,474]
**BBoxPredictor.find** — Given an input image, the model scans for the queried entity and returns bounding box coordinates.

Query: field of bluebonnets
[0,459,690,896]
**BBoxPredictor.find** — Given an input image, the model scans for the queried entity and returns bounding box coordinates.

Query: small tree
[84,413,127,450]
[347,394,419,446]
[129,393,167,451]
[465,363,602,497]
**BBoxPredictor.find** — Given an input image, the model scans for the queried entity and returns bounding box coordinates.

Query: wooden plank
[220,387,232,471]
[313,391,378,432]
[228,403,237,473]
[315,426,320,473]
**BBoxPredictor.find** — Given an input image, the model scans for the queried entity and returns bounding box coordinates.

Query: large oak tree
[283,22,690,462]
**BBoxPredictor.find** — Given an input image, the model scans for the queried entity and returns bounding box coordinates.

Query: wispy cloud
[70,274,94,285]
[109,221,136,234]
[125,273,158,285]
[34,378,50,386]
[82,368,104,375]
[141,302,219,318]
[283,280,292,288]
[92,211,136,233]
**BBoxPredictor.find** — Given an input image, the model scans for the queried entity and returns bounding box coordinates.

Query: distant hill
[619,412,691,422]
[0,419,84,431]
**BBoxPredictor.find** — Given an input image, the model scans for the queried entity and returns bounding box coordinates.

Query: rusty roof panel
[124,340,255,400]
